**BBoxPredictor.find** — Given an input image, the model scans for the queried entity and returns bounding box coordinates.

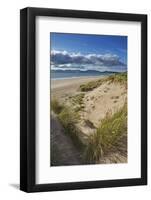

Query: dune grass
[58,107,85,150]
[51,99,84,150]
[51,99,127,164]
[70,93,85,112]
[80,79,104,92]
[71,93,84,105]
[51,99,63,114]
[108,72,127,83]
[80,72,127,92]
[85,103,127,163]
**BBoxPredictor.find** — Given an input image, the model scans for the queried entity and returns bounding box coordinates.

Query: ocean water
[51,70,117,80]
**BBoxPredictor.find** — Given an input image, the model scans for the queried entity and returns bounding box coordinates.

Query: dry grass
[70,93,85,112]
[51,97,85,150]
[51,99,63,114]
[57,105,84,150]
[80,72,127,92]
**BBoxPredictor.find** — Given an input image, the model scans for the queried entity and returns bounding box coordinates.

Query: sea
[51,70,118,80]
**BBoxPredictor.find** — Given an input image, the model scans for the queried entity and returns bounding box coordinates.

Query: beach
[51,73,127,165]
[51,76,103,100]
[51,76,127,126]
[50,33,128,166]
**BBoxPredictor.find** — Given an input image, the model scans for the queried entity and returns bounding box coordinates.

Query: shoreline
[51,75,106,89]
[51,75,106,81]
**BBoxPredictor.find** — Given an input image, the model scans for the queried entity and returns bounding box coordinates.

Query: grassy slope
[51,100,85,150]
[80,72,127,92]
[85,103,127,163]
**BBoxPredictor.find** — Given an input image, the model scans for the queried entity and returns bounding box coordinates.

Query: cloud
[51,50,127,72]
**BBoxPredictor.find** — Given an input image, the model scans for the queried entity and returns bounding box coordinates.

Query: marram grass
[58,107,85,150]
[85,103,127,163]
[51,98,63,114]
[51,99,84,150]
[80,72,127,92]
[51,93,127,164]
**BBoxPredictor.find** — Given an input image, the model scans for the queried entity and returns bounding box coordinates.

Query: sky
[50,32,127,72]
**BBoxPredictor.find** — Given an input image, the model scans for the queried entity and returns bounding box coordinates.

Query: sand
[51,76,127,130]
[51,76,102,100]
[82,82,127,127]
[51,76,127,164]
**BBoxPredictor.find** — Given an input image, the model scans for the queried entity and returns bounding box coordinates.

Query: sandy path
[50,112,83,166]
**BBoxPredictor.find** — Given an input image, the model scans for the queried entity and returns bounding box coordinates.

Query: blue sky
[50,32,127,72]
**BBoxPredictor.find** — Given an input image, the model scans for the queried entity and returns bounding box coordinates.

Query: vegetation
[80,72,127,92]
[58,107,85,150]
[51,99,84,150]
[107,72,127,84]
[71,93,84,105]
[51,99,63,114]
[84,132,104,163]
[85,103,127,163]
[80,79,104,92]
[51,72,127,164]
[70,93,85,112]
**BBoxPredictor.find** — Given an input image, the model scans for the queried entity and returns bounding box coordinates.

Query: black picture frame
[20,7,147,192]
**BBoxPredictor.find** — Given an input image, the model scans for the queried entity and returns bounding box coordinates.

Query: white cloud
[51,50,127,72]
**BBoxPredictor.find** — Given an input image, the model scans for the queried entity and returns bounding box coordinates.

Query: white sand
[51,76,102,99]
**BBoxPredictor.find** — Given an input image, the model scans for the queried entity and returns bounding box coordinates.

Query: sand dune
[51,75,127,164]
[82,82,127,127]
[52,76,127,135]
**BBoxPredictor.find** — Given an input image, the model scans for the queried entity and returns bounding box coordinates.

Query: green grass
[51,98,84,149]
[80,72,127,92]
[58,107,85,150]
[80,79,104,92]
[51,99,63,114]
[84,132,104,163]
[70,93,85,112]
[71,93,85,105]
[107,72,127,85]
[85,103,127,163]
[51,94,127,164]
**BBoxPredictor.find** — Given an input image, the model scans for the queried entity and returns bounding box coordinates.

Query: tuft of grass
[58,107,78,127]
[51,98,84,149]
[80,79,103,92]
[71,93,85,112]
[58,107,84,150]
[85,103,127,163]
[79,72,127,92]
[51,99,63,114]
[84,132,104,163]
[107,72,127,85]
[71,93,84,105]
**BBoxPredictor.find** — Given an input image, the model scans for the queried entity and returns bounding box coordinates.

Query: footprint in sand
[90,96,95,100]
[111,96,119,100]
[106,87,110,91]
